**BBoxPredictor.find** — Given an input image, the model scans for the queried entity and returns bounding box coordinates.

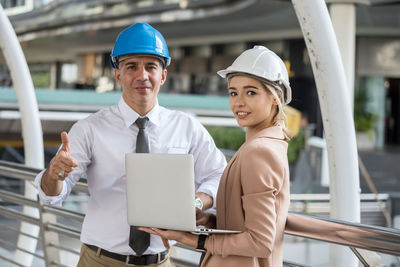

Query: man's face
[115,55,167,115]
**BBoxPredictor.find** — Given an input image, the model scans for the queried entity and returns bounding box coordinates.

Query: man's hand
[196,209,216,228]
[41,132,78,196]
[194,192,215,227]
[194,192,213,211]
[138,227,198,250]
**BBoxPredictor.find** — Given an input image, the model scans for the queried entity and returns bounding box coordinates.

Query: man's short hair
[117,54,166,69]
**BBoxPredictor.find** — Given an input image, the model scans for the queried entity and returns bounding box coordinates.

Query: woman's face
[228,75,277,130]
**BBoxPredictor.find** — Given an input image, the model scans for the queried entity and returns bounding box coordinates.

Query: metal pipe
[291,1,360,266]
[0,206,40,226]
[0,255,26,267]
[0,4,44,266]
[0,161,38,181]
[42,205,85,222]
[0,224,41,240]
[0,160,89,193]
[350,247,371,266]
[285,213,400,256]
[0,239,44,259]
[46,223,81,239]
[73,182,90,194]
[0,159,41,170]
[0,189,40,207]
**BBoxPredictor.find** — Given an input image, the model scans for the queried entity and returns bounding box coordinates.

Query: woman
[140,45,292,267]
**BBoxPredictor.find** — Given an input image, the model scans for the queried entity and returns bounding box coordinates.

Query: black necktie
[129,117,150,255]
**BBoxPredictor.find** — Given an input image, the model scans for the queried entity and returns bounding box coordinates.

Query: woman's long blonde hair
[228,72,292,141]
[262,82,292,141]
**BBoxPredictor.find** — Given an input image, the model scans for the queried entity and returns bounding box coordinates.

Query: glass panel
[1,0,25,8]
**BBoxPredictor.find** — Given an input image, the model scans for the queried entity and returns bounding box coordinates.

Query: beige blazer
[202,126,290,267]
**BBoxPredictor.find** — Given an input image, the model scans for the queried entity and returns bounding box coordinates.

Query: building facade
[1,0,400,147]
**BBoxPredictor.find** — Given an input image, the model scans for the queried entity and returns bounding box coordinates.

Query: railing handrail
[290,193,390,201]
[0,160,89,193]
[285,212,400,256]
[1,160,400,259]
[0,159,391,200]
[0,159,39,181]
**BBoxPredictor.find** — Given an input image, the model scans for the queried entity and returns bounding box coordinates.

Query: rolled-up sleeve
[34,169,68,206]
[191,121,226,209]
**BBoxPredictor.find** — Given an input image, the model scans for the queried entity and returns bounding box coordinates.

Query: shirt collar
[118,97,161,128]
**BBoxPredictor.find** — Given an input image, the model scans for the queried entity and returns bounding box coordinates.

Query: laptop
[125,153,240,234]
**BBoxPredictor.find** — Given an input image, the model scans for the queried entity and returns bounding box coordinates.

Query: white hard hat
[217,45,292,104]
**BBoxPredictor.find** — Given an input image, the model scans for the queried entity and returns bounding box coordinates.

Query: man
[35,23,226,267]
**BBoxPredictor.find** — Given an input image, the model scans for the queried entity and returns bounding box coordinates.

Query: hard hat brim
[216,69,231,78]
[217,69,292,105]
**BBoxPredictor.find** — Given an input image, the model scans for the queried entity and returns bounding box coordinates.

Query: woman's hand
[196,210,216,229]
[138,227,198,249]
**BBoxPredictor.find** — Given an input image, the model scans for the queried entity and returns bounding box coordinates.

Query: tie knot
[135,117,149,129]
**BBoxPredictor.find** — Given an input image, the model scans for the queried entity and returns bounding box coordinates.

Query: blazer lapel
[216,152,238,229]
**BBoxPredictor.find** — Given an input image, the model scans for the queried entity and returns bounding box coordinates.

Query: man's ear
[160,69,167,85]
[115,69,121,85]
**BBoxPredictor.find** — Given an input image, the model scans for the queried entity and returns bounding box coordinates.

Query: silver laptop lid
[125,153,196,231]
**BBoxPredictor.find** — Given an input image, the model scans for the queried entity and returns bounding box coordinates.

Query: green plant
[205,126,245,151]
[287,128,305,164]
[206,126,305,164]
[32,72,51,88]
[354,90,377,133]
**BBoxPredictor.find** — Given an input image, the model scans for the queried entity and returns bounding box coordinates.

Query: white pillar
[329,3,358,265]
[320,3,357,189]
[0,4,44,267]
[330,3,356,108]
[291,1,360,266]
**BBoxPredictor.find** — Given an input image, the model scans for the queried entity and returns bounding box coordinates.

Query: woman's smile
[235,111,250,119]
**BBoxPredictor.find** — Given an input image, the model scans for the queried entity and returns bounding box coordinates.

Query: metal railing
[1,160,400,266]
[289,193,392,227]
[286,212,400,256]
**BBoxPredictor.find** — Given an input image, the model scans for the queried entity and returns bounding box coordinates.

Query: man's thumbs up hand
[60,131,71,154]
[48,131,78,181]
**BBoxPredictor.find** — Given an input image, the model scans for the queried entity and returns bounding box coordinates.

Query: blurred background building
[1,1,400,266]
[1,0,399,148]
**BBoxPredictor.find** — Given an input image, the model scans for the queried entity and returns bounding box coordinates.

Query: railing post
[350,247,382,267]
[38,196,60,267]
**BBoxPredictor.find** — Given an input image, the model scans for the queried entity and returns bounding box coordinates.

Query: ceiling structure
[2,0,399,64]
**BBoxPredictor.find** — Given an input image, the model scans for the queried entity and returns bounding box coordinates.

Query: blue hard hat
[110,23,171,69]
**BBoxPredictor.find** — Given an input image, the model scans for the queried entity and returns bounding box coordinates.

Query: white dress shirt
[35,97,227,255]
